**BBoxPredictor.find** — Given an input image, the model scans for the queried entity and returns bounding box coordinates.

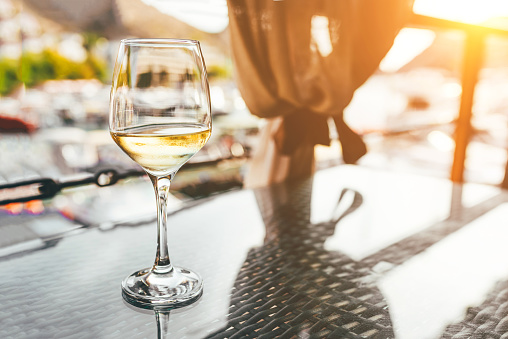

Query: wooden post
[451,30,484,183]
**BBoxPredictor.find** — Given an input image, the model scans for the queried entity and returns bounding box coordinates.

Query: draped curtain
[227,0,413,187]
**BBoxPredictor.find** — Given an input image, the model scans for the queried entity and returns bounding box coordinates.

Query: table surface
[2,165,508,339]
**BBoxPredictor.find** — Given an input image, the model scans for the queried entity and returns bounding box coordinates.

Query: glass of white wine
[109,38,211,308]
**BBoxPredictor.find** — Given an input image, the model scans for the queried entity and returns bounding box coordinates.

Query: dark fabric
[227,0,413,162]
[274,110,330,155]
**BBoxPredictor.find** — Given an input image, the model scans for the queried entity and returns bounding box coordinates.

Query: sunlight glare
[379,28,436,73]
[311,16,333,57]
[414,0,508,25]
[140,0,229,33]
[427,131,455,152]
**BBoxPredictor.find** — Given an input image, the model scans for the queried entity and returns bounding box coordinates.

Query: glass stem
[149,174,174,274]
[155,311,171,339]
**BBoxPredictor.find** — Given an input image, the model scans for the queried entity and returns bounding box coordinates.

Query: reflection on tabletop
[1,166,508,338]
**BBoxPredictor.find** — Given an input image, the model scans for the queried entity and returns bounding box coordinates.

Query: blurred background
[2,0,508,226]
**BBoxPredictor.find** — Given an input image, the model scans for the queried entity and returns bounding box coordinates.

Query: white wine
[111,123,211,175]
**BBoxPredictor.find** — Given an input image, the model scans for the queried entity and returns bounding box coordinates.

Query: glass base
[121,266,203,309]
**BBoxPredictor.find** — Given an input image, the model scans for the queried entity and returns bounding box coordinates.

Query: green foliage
[20,49,108,88]
[85,53,108,82]
[81,32,102,52]
[0,58,21,96]
[0,38,109,96]
[207,63,232,80]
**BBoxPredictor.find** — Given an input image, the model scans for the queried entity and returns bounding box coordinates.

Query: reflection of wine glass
[110,39,211,307]
[155,310,171,339]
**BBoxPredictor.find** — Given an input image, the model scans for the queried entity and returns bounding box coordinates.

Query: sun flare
[414,0,508,25]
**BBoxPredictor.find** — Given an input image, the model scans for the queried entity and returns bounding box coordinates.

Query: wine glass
[109,38,211,308]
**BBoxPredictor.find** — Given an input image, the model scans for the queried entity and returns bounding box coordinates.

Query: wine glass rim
[120,38,200,47]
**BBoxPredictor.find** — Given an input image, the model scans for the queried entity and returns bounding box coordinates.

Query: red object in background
[0,115,36,133]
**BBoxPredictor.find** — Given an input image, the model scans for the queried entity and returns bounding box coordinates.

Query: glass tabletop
[1,165,508,338]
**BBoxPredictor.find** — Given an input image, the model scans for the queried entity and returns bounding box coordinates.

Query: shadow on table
[203,176,508,339]
[112,169,508,338]
[205,179,394,338]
